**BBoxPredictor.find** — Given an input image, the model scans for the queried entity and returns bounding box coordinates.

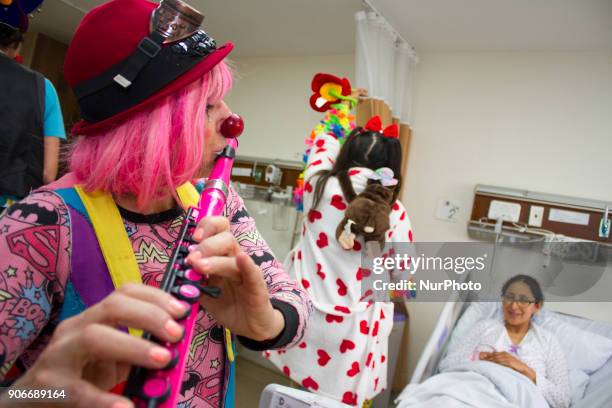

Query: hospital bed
[397,297,612,407]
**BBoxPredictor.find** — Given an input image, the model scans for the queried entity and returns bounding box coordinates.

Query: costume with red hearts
[266,102,414,406]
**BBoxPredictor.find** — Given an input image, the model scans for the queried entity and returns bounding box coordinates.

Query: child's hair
[501,274,545,305]
[69,61,233,210]
[310,127,403,210]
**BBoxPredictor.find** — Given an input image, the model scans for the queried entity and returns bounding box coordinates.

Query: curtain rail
[361,0,416,54]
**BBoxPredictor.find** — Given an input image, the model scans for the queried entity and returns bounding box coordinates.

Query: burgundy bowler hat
[64,0,233,136]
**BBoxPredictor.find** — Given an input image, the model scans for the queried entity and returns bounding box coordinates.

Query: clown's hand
[351,88,368,100]
[1,284,188,408]
[186,216,284,342]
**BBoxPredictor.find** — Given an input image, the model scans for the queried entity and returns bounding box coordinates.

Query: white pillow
[580,354,612,406]
[534,310,612,375]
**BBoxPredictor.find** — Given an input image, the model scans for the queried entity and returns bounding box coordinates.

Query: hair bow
[368,167,398,187]
[364,115,399,139]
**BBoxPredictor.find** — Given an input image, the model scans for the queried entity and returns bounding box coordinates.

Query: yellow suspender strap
[176,183,200,208]
[74,185,143,337]
[75,182,233,358]
[225,328,234,362]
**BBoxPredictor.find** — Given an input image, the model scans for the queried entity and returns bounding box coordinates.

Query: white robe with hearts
[264,134,414,407]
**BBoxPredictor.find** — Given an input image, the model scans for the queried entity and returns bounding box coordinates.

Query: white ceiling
[29,0,612,55]
[369,0,612,51]
[29,0,362,57]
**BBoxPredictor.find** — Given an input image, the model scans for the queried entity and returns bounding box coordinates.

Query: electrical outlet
[488,200,521,222]
[529,206,544,227]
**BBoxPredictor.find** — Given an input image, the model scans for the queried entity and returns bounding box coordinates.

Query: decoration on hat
[294,73,357,211]
[0,0,42,32]
[309,72,357,112]
[151,0,203,43]
[170,30,216,57]
[110,0,215,89]
[363,115,399,138]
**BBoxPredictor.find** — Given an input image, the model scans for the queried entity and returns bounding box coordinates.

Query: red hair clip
[363,115,399,139]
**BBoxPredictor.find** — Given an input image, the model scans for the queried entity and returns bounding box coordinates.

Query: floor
[235,356,292,407]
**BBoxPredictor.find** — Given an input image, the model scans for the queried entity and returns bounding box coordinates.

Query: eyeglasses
[502,293,536,307]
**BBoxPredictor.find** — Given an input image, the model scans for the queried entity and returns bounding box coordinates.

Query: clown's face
[201,100,232,177]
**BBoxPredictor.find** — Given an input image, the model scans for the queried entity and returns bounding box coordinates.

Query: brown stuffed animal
[336,183,395,251]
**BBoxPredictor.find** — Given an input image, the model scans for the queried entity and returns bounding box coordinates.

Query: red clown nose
[220,113,244,138]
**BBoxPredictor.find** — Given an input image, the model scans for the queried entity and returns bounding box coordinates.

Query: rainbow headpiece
[294,73,357,211]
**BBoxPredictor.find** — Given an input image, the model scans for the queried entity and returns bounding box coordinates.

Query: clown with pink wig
[0,1,311,407]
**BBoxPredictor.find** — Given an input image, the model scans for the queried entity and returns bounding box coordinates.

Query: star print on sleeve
[210,358,221,369]
[0,191,71,378]
[225,185,313,350]
[4,266,17,278]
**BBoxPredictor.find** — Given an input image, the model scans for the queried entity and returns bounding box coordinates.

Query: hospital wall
[224,54,355,162]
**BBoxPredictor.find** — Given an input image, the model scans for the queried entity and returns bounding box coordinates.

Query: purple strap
[68,206,116,307]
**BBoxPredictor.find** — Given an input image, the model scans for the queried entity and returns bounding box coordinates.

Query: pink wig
[69,61,233,210]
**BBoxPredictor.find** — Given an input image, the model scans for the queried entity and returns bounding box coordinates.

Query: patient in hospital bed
[438,274,571,408]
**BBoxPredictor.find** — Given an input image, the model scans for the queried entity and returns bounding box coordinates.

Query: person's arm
[42,79,66,184]
[226,186,312,350]
[536,336,571,408]
[480,351,536,380]
[303,133,341,182]
[0,191,69,378]
[43,136,60,184]
[439,319,492,371]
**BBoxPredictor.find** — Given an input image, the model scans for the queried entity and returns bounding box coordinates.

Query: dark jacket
[0,52,45,198]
